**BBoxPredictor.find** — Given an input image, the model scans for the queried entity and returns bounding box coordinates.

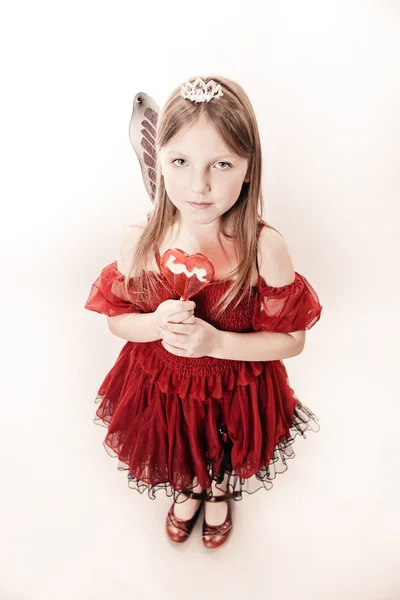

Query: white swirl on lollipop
[165,254,208,282]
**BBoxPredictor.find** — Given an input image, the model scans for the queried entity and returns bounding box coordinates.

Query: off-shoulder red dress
[84,227,323,503]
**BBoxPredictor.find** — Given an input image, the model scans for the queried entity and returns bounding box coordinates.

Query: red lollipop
[160,248,215,301]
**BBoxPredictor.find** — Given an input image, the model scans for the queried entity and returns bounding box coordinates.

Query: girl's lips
[188,202,212,209]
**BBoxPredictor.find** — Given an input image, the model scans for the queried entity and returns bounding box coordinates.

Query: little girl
[84,75,323,549]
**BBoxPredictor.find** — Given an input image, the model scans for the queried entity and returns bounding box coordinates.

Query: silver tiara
[180,77,224,103]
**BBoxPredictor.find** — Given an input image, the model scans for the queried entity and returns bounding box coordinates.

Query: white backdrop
[1,1,399,599]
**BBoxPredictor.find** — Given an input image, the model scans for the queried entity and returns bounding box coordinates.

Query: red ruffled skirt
[92,340,320,503]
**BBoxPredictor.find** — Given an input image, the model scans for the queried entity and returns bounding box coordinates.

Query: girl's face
[160,114,250,222]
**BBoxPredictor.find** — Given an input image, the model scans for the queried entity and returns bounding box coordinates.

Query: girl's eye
[172,159,232,170]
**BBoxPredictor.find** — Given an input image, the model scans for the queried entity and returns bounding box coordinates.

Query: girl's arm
[108,311,160,343]
[209,226,307,361]
[106,219,161,343]
[109,314,302,356]
[210,329,303,361]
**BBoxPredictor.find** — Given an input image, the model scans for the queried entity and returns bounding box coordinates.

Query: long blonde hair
[123,74,279,320]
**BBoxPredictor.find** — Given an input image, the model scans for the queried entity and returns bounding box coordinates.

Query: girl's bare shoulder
[117,212,151,275]
[257,224,295,287]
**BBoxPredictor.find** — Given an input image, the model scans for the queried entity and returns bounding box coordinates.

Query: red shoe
[166,490,204,543]
[202,491,235,549]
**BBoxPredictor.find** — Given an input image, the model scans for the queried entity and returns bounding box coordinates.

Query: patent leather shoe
[202,491,237,549]
[166,489,204,543]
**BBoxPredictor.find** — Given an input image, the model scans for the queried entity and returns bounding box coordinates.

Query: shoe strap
[178,489,205,501]
[178,489,241,502]
[206,491,236,502]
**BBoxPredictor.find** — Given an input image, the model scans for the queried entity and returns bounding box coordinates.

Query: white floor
[2,336,399,600]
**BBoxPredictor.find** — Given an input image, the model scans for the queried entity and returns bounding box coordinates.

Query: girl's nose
[191,176,210,194]
[192,184,210,196]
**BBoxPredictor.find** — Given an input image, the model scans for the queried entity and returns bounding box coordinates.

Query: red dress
[84,231,323,503]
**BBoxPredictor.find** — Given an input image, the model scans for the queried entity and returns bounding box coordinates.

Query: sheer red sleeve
[84,261,143,317]
[252,272,323,333]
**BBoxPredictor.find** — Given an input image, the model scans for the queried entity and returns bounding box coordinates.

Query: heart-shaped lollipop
[160,248,215,300]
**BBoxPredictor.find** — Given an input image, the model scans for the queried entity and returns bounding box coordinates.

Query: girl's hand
[158,315,222,359]
[154,299,196,328]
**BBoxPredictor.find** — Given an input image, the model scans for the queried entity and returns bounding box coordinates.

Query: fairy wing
[129,92,160,203]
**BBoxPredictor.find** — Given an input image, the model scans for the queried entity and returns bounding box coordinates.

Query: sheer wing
[129,92,160,203]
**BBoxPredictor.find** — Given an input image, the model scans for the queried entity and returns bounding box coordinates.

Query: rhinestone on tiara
[180,77,224,103]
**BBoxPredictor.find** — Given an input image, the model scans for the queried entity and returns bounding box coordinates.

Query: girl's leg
[172,472,230,524]
[204,473,230,526]
[173,477,203,520]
